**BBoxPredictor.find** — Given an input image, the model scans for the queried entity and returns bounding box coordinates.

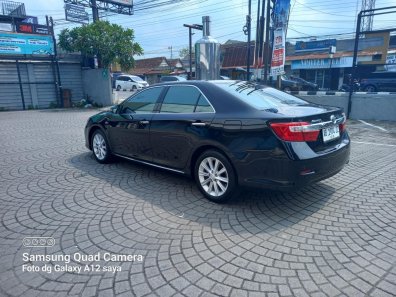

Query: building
[127,57,185,84]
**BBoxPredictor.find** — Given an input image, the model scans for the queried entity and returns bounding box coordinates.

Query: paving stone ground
[0,109,395,297]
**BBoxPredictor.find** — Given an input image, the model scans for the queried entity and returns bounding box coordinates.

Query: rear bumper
[237,139,350,190]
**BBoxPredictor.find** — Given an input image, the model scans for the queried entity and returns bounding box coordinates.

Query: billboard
[295,39,336,52]
[65,3,89,24]
[358,31,390,65]
[0,33,54,55]
[108,0,133,6]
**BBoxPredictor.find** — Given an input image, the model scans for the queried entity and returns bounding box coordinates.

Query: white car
[115,75,149,91]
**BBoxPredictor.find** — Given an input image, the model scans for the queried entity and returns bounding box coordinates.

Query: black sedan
[85,80,350,202]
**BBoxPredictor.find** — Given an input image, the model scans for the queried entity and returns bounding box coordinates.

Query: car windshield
[215,81,309,110]
[131,76,144,82]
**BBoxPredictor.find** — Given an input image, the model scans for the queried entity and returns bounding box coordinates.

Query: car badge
[330,115,336,124]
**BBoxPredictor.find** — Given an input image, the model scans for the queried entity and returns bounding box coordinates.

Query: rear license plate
[322,125,340,143]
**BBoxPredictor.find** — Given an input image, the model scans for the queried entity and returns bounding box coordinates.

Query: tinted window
[160,76,177,82]
[160,86,200,113]
[195,95,214,113]
[122,87,163,114]
[216,81,308,110]
[117,76,125,81]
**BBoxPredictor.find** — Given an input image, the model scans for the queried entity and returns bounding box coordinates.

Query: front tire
[132,85,137,91]
[194,150,238,203]
[283,86,291,92]
[116,85,121,91]
[91,130,112,163]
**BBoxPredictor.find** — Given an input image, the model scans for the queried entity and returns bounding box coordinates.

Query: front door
[107,87,164,161]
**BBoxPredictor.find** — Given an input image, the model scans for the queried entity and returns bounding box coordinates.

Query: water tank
[195,16,221,80]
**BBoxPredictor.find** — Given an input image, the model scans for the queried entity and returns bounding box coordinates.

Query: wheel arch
[189,145,238,183]
[87,125,105,150]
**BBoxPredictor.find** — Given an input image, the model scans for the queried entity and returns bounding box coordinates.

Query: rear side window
[160,86,200,113]
[195,95,214,113]
[121,87,163,114]
[216,81,308,110]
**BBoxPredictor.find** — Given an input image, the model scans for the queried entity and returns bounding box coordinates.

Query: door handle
[191,122,206,127]
[139,120,150,125]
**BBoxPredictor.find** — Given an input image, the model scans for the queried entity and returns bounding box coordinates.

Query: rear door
[150,85,215,169]
[107,87,165,160]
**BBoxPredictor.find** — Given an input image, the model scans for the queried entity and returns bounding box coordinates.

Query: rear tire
[283,86,291,92]
[364,85,377,92]
[91,129,112,164]
[194,150,238,203]
[132,85,137,91]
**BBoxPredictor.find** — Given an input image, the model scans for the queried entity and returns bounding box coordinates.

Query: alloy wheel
[198,157,229,197]
[93,133,107,160]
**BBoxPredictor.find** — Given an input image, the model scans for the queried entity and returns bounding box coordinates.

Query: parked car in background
[359,72,396,92]
[115,75,149,91]
[111,72,124,89]
[85,80,349,203]
[290,76,318,91]
[269,75,301,92]
[160,76,187,82]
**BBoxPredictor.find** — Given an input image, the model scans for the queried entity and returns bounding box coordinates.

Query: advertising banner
[109,0,133,6]
[295,39,336,52]
[270,0,290,76]
[65,3,89,24]
[0,33,54,55]
[271,29,286,76]
[16,23,50,35]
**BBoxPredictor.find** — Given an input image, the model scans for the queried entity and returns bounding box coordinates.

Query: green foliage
[58,21,143,71]
[179,47,193,58]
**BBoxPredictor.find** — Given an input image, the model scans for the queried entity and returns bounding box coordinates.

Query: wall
[299,93,396,121]
[0,61,84,110]
[82,68,112,106]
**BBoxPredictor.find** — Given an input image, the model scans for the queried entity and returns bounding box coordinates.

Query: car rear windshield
[215,81,309,110]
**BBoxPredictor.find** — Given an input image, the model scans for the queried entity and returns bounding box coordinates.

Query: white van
[115,75,149,91]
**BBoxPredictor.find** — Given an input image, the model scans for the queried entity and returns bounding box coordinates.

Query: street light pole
[183,24,203,80]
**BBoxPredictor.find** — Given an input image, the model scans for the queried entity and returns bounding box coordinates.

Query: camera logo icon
[23,237,55,247]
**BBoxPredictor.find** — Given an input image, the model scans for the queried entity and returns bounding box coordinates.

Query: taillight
[339,113,346,133]
[270,122,320,142]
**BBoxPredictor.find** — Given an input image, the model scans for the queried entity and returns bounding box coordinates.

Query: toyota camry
[85,81,350,202]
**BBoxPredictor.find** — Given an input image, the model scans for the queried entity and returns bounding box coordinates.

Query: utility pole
[254,0,261,74]
[168,46,173,59]
[183,24,203,80]
[246,0,252,81]
[48,16,63,107]
[263,0,271,84]
[91,0,99,22]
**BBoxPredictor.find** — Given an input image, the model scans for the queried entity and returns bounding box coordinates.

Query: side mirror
[110,105,118,114]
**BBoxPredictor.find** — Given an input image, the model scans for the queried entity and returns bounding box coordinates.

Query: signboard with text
[295,39,336,52]
[16,23,50,35]
[65,3,89,24]
[108,0,133,6]
[0,33,54,55]
[291,57,353,70]
[271,29,286,76]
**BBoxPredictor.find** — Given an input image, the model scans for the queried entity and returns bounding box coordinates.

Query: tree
[179,47,194,59]
[58,21,143,71]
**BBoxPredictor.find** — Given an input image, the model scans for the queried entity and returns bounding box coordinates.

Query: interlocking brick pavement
[0,110,395,297]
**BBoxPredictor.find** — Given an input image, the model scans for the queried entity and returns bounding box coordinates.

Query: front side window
[121,87,163,114]
[160,86,201,113]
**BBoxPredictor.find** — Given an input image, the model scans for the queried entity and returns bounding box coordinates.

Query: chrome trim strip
[113,153,185,174]
[297,115,345,131]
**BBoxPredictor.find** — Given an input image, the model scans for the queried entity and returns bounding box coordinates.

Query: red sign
[271,48,284,67]
[17,23,33,33]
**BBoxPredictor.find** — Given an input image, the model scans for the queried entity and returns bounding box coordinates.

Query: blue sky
[23,0,396,59]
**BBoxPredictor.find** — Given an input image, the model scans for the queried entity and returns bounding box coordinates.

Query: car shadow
[67,151,336,236]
